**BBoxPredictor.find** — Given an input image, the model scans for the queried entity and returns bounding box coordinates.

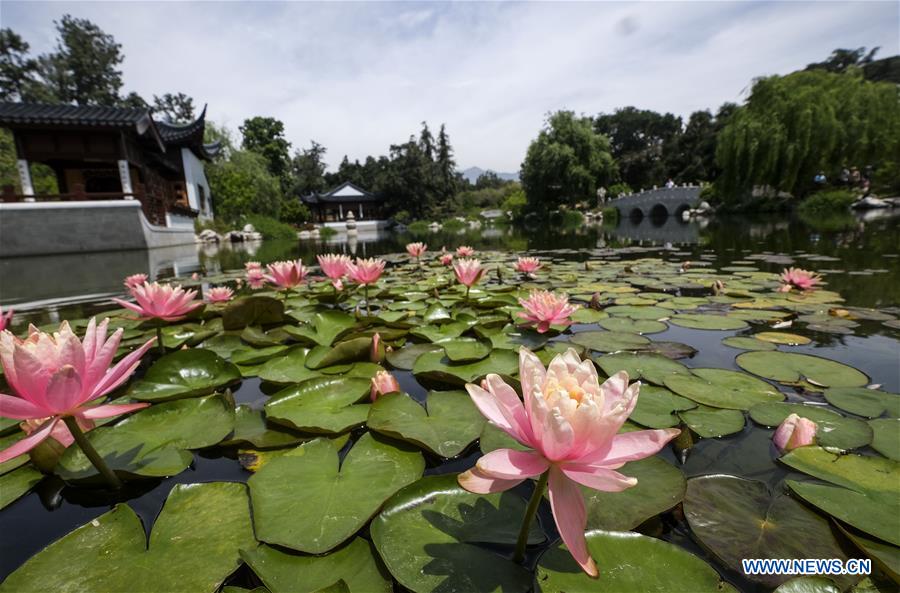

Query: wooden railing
[0,184,141,203]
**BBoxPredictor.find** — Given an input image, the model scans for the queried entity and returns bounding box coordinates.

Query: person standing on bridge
[665,178,675,189]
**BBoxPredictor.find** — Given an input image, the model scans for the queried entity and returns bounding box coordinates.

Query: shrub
[442,218,466,232]
[245,215,297,240]
[280,198,311,225]
[407,220,430,234]
[501,188,527,221]
[797,189,855,214]
[600,207,619,223]
[318,226,337,239]
[607,183,632,198]
[393,210,411,224]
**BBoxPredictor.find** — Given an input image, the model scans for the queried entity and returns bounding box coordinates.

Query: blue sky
[4,1,899,172]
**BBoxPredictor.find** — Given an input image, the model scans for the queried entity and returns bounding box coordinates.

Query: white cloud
[4,1,898,172]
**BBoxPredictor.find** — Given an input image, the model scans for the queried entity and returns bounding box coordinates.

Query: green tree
[0,29,41,101]
[805,47,880,74]
[716,69,900,198]
[203,120,236,160]
[205,150,282,223]
[594,107,682,189]
[118,91,148,109]
[521,111,616,212]
[152,92,195,122]
[289,140,328,197]
[48,15,125,105]
[239,116,291,181]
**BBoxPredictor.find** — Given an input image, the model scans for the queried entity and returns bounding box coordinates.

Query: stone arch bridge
[607,186,702,219]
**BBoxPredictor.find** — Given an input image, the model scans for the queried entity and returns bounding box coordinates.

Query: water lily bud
[772,413,817,452]
[370,371,400,402]
[370,333,386,363]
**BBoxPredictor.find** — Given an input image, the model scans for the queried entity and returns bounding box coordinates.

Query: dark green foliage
[279,197,311,225]
[45,15,125,105]
[239,117,292,181]
[245,215,297,241]
[152,93,195,123]
[521,111,616,213]
[595,107,681,190]
[206,150,282,223]
[797,189,856,214]
[289,141,328,198]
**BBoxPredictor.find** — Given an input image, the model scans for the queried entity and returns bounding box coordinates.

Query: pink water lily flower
[459,348,680,577]
[453,258,484,288]
[778,267,822,292]
[515,257,542,276]
[206,287,234,303]
[0,318,154,463]
[247,268,267,289]
[317,254,352,290]
[245,261,262,271]
[370,370,401,402]
[456,245,475,257]
[406,242,427,259]
[518,290,580,333]
[773,413,817,452]
[346,257,386,286]
[112,281,201,321]
[0,306,12,332]
[265,260,308,289]
[439,253,454,266]
[123,273,148,291]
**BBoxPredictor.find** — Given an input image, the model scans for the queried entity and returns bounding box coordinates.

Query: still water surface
[1,211,898,590]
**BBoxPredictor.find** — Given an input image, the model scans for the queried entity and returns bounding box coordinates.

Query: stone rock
[851,196,890,210]
[197,229,222,243]
[224,230,245,242]
[242,223,256,233]
[428,222,442,231]
[299,230,311,239]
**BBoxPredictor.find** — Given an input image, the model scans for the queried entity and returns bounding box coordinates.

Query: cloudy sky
[4,1,898,172]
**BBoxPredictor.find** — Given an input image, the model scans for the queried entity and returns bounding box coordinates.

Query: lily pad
[371,474,540,593]
[629,385,696,428]
[664,368,784,410]
[368,391,485,457]
[594,352,689,386]
[722,336,777,351]
[670,314,749,331]
[0,482,255,593]
[737,351,868,388]
[222,405,308,449]
[604,305,670,320]
[128,349,242,402]
[0,465,42,509]
[535,530,735,593]
[754,332,812,345]
[223,296,285,330]
[569,330,650,352]
[774,577,840,593]
[478,422,530,454]
[684,474,856,589]
[437,338,492,363]
[679,406,745,438]
[305,337,373,369]
[597,317,668,334]
[823,387,900,418]
[240,539,392,593]
[265,376,371,434]
[257,347,319,384]
[284,311,357,346]
[385,343,444,371]
[58,393,235,481]
[749,402,872,450]
[781,446,900,546]
[569,308,609,323]
[868,418,900,460]
[413,349,518,387]
[249,435,424,554]
[582,456,685,530]
[837,524,900,583]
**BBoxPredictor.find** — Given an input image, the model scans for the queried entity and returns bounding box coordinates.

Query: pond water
[1,210,898,592]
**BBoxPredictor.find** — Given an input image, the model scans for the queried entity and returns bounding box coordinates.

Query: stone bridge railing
[607,185,702,218]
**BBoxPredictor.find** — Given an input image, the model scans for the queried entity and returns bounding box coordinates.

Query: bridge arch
[606,186,701,220]
[628,208,644,222]
[649,203,669,219]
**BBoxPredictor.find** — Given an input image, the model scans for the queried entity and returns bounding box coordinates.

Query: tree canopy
[239,117,292,182]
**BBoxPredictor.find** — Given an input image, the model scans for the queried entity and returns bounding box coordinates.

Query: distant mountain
[460,166,519,185]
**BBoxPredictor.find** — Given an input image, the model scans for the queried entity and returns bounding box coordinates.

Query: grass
[245,215,298,241]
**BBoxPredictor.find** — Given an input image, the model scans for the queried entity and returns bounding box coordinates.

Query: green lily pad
[684,474,856,589]
[569,308,609,323]
[305,337,373,369]
[58,393,235,481]
[754,332,812,345]
[240,539,392,593]
[240,325,285,347]
[221,405,308,449]
[478,422,530,454]
[736,351,869,388]
[582,456,685,530]
[230,344,290,366]
[604,305,670,320]
[629,385,696,428]
[413,349,518,387]
[284,311,357,346]
[664,368,784,410]
[594,352,689,386]
[201,333,245,359]
[368,391,485,457]
[249,435,424,554]
[0,431,30,475]
[823,387,900,418]
[749,402,872,450]
[869,418,900,460]
[128,349,242,402]
[597,317,668,334]
[722,336,777,351]
[836,524,900,583]
[781,446,900,546]
[568,331,650,352]
[385,343,444,371]
[774,577,841,593]
[535,530,735,593]
[222,296,285,330]
[642,340,698,359]
[679,406,745,438]
[0,465,42,509]
[265,376,371,434]
[437,338,492,363]
[0,482,255,593]
[670,313,749,331]
[410,322,469,343]
[371,474,540,593]
[257,347,318,384]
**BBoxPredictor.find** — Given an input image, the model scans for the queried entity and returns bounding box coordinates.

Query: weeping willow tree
[716,69,900,198]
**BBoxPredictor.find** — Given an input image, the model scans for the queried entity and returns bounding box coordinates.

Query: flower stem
[513,471,548,564]
[465,285,470,304]
[364,284,371,316]
[156,325,165,355]
[63,416,122,490]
